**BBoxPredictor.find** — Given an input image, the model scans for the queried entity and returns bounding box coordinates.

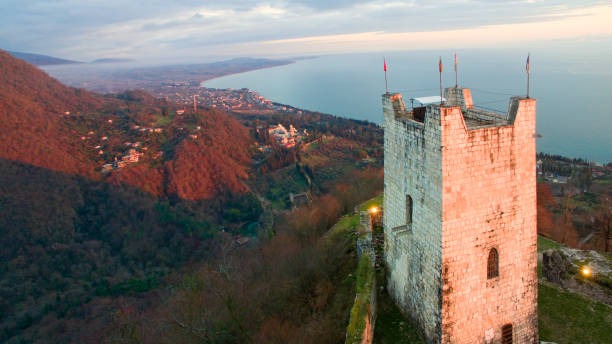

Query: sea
[203,49,612,163]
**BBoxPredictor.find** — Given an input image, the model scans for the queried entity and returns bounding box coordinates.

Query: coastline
[199,59,297,86]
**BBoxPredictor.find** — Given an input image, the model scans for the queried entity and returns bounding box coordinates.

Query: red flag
[526,54,530,73]
[384,58,387,72]
[439,58,443,73]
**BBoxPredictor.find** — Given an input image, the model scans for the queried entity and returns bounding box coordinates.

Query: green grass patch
[154,114,173,127]
[346,254,375,344]
[566,192,601,212]
[538,235,563,252]
[374,297,425,344]
[374,269,424,344]
[307,142,319,151]
[329,214,360,236]
[327,214,359,250]
[593,175,612,184]
[260,167,309,209]
[94,275,161,297]
[538,282,612,344]
[359,194,383,212]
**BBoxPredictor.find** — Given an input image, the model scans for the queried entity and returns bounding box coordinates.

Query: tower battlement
[383,87,538,343]
[383,87,524,131]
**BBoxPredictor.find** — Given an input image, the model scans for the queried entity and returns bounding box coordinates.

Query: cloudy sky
[1,0,611,61]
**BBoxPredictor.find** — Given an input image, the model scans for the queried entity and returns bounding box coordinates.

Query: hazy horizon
[2,1,611,61]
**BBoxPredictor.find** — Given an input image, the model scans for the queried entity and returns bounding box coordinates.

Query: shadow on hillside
[0,157,259,343]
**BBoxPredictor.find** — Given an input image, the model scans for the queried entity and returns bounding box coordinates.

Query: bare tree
[595,196,612,252]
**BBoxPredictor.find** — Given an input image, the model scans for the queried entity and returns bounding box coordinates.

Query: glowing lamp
[369,206,378,214]
[581,266,591,277]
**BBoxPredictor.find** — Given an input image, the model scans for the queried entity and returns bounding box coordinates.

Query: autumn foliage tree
[537,183,556,238]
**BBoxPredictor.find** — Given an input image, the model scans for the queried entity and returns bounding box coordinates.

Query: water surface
[205,50,612,163]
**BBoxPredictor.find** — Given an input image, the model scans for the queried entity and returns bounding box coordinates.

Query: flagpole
[454,53,458,88]
[384,57,389,95]
[439,56,443,106]
[527,70,530,99]
[440,70,442,105]
[526,53,530,99]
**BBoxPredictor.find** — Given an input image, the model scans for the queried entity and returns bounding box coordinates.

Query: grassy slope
[539,283,611,343]
[537,236,612,344]
[329,214,360,237]
[538,236,563,252]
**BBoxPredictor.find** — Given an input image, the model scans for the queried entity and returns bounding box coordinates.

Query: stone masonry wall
[444,88,473,110]
[439,98,538,343]
[383,94,443,343]
[346,211,377,344]
[383,89,538,343]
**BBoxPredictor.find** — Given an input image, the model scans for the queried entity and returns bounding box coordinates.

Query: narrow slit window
[406,195,413,225]
[501,323,512,344]
[487,248,499,279]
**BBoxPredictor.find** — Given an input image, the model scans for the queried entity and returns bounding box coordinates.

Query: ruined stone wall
[383,94,443,342]
[439,98,538,343]
[346,212,377,344]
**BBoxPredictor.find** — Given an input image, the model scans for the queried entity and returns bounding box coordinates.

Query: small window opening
[487,248,499,279]
[501,323,512,344]
[412,107,426,122]
[406,195,413,225]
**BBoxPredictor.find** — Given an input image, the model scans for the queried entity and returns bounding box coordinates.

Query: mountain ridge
[8,50,82,65]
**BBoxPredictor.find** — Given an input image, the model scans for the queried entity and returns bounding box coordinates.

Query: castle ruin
[383,87,538,343]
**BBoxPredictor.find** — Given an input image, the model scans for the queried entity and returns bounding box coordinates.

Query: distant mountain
[8,51,81,65]
[118,57,294,85]
[91,58,134,63]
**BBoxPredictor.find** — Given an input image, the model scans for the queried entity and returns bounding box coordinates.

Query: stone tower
[382,87,538,343]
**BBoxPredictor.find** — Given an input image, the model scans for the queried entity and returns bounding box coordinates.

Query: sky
[1,0,611,61]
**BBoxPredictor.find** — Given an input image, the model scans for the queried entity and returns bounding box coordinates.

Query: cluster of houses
[132,125,163,133]
[94,126,163,173]
[152,86,306,114]
[101,149,144,172]
[205,90,304,114]
[266,123,308,149]
[97,121,206,173]
[207,88,273,111]
[536,158,610,184]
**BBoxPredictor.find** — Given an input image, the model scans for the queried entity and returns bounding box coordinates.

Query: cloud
[246,4,612,55]
[0,0,609,60]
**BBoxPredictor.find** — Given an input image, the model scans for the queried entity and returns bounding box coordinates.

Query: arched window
[406,195,413,225]
[487,248,499,279]
[501,323,513,344]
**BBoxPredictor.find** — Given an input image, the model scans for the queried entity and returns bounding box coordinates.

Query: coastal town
[149,85,305,115]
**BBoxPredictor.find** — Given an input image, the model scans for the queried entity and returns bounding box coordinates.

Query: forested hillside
[0,49,253,198]
[0,158,250,342]
[0,49,262,342]
[0,49,104,176]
